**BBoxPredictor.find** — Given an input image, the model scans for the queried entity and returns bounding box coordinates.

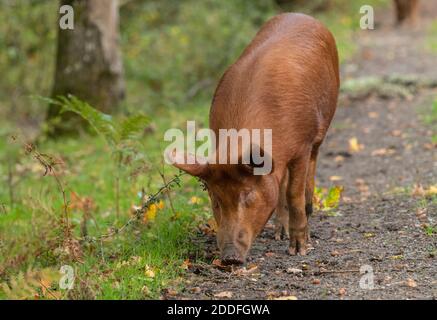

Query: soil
[176,2,437,300]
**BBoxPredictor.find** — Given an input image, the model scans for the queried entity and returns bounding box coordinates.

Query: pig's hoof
[288,246,307,256]
[274,228,290,240]
[288,231,308,256]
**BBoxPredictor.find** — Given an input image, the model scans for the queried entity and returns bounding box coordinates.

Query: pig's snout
[221,245,245,265]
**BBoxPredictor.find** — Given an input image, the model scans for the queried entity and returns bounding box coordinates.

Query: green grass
[426,19,437,53]
[0,104,211,299]
[423,99,437,126]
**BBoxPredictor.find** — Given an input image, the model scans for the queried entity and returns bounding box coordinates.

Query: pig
[394,0,420,26]
[168,13,339,264]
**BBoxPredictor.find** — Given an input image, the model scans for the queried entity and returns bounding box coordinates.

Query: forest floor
[176,3,437,300]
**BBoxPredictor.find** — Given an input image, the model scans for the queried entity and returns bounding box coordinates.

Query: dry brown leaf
[406,278,417,288]
[349,137,364,153]
[214,291,233,298]
[190,287,201,294]
[334,155,345,163]
[180,259,191,270]
[391,130,402,137]
[331,250,341,257]
[286,267,303,274]
[274,295,298,300]
[329,175,343,182]
[371,148,396,157]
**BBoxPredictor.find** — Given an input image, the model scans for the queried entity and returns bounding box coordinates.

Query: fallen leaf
[334,155,345,163]
[331,250,341,257]
[190,287,201,294]
[390,254,404,260]
[145,265,155,278]
[371,148,396,157]
[214,291,233,298]
[163,288,178,296]
[235,264,259,276]
[406,278,417,288]
[180,259,191,270]
[274,295,298,300]
[349,137,364,153]
[286,267,303,274]
[212,259,223,267]
[391,130,402,137]
[329,175,343,182]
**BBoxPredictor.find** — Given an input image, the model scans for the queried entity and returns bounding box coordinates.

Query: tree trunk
[47,0,125,135]
[394,0,420,26]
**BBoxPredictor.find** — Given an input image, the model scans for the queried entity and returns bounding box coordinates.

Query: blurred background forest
[0,0,435,300]
[0,0,388,131]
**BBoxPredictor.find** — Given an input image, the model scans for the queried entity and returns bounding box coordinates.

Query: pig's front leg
[287,154,310,256]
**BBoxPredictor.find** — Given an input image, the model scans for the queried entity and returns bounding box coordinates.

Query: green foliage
[426,19,437,53]
[50,95,149,149]
[314,185,344,213]
[0,0,57,121]
[423,99,437,126]
[424,225,436,236]
[48,95,150,218]
[1,267,60,300]
[120,0,276,110]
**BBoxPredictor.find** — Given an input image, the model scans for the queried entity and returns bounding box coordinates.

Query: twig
[13,136,72,241]
[82,171,185,243]
[114,150,122,219]
[314,269,360,274]
[39,280,59,300]
[159,162,177,218]
[7,160,14,208]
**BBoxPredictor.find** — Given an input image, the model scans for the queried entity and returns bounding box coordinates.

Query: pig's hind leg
[287,152,311,256]
[304,145,320,243]
[274,170,290,240]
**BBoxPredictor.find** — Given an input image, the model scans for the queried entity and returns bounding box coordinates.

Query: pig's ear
[165,149,209,177]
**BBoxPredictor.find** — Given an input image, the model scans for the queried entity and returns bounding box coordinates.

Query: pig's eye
[212,198,220,210]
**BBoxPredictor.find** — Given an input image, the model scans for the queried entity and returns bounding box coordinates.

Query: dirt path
[176,4,437,300]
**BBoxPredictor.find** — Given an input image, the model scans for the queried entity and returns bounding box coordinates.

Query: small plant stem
[115,150,122,219]
[52,169,70,240]
[159,169,177,217]
[7,160,14,208]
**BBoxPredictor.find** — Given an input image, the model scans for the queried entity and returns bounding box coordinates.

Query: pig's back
[210,13,339,151]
